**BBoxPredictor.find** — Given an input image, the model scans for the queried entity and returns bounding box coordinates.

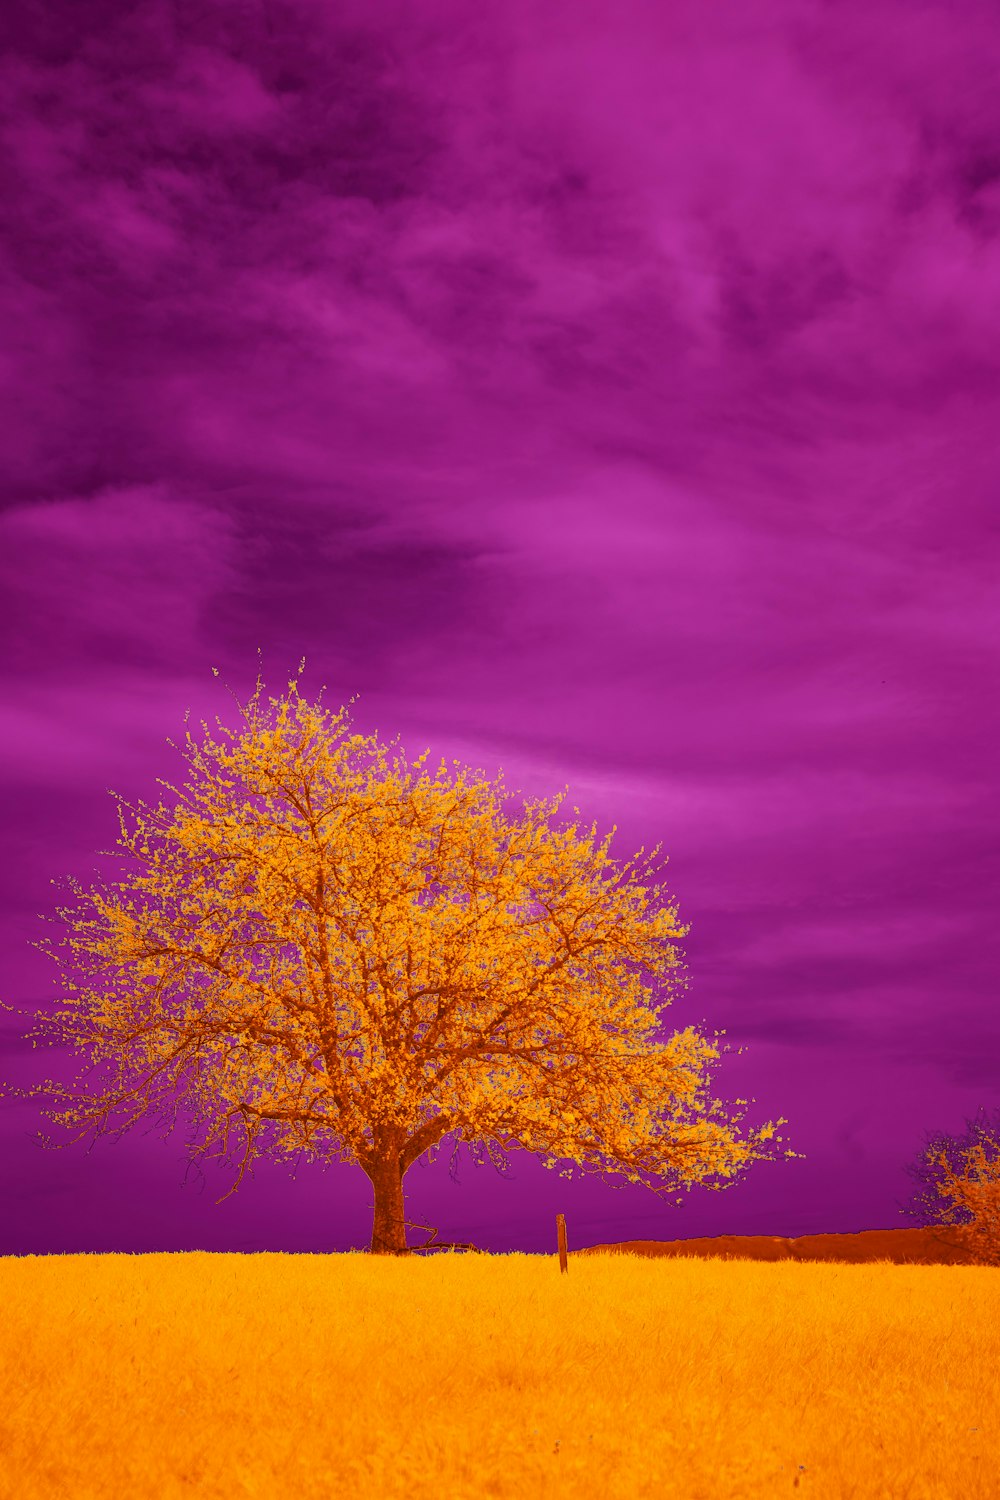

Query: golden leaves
[15,673,796,1215]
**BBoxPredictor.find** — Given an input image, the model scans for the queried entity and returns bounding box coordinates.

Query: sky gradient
[2,0,998,1257]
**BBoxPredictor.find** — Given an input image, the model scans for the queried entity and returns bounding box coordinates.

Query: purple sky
[2,0,999,1257]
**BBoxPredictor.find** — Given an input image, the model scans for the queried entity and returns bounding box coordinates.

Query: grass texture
[2,1248,997,1499]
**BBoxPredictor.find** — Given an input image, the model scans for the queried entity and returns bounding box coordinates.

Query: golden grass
[2,1248,997,1499]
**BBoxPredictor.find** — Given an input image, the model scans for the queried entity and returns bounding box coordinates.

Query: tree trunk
[365,1134,410,1255]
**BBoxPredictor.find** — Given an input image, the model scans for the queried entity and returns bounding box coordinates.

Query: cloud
[0,487,240,680]
[4,0,999,530]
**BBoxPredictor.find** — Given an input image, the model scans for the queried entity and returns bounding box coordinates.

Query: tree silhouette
[897,1106,1000,1266]
[2,666,799,1255]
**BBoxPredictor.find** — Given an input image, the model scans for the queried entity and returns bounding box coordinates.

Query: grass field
[2,1247,997,1499]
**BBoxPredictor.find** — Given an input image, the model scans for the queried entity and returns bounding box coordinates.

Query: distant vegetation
[899,1105,1000,1266]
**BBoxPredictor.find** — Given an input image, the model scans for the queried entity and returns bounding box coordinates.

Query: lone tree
[898,1107,1000,1267]
[4,668,798,1255]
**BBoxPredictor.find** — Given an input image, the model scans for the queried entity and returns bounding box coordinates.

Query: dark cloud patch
[206,501,505,680]
[729,1010,863,1050]
[719,244,854,355]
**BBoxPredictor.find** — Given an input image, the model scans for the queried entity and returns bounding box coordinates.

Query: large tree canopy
[6,669,798,1254]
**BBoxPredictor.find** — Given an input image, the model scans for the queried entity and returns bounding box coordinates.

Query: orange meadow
[2,1247,997,1499]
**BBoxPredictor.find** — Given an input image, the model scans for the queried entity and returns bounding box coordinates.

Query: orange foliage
[928,1140,1000,1268]
[7,666,798,1252]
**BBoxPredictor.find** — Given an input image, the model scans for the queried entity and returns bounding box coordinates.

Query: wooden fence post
[556,1212,568,1274]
